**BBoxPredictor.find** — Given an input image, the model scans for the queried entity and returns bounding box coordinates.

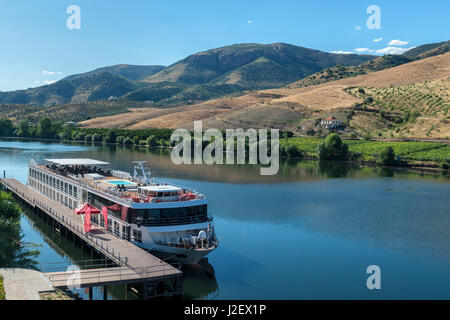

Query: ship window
[132,229,142,243]
[114,222,120,236]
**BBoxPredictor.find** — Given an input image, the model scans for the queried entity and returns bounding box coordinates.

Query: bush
[306,129,316,136]
[84,134,92,142]
[146,135,158,147]
[0,118,14,137]
[116,136,125,144]
[379,146,396,166]
[0,276,5,300]
[123,137,133,146]
[317,133,349,160]
[286,145,303,158]
[132,136,140,145]
[364,96,374,104]
[91,134,102,143]
[72,131,86,141]
[104,130,117,144]
[37,117,56,139]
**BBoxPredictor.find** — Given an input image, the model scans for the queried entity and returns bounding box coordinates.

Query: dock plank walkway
[45,267,156,288]
[0,178,182,291]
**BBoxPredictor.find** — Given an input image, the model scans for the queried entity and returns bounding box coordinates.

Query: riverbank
[2,135,449,174]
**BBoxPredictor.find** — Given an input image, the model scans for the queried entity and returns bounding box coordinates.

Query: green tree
[37,117,56,139]
[317,133,349,160]
[123,137,133,146]
[116,136,125,144]
[0,191,40,269]
[84,134,92,142]
[104,129,117,144]
[17,120,31,137]
[146,135,158,147]
[91,133,102,143]
[59,126,72,140]
[286,144,303,158]
[379,146,396,166]
[0,118,14,137]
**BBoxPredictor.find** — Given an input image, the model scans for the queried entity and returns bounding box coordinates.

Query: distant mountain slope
[287,40,450,89]
[403,40,450,58]
[0,43,374,107]
[143,43,375,88]
[0,72,140,106]
[63,64,166,81]
[288,54,413,88]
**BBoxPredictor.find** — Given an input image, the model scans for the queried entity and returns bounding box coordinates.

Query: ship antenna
[132,161,151,185]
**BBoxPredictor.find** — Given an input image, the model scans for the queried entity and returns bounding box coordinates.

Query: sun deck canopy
[45,159,109,166]
[139,185,182,192]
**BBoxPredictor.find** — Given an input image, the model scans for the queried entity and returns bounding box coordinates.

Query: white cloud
[375,46,415,55]
[42,70,62,76]
[373,37,383,42]
[354,48,374,53]
[43,80,57,85]
[355,26,362,31]
[331,50,353,55]
[247,20,252,24]
[388,39,409,46]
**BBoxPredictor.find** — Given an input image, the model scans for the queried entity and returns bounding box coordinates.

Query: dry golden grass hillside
[80,52,450,138]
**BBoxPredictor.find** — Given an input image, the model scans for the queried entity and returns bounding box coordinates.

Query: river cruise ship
[27,158,218,264]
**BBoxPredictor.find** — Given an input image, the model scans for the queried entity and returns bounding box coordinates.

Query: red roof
[323,116,337,121]
[74,203,101,215]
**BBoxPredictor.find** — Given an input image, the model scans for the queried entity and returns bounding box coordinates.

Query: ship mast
[132,161,151,185]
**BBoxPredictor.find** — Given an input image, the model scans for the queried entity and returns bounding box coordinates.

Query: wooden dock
[0,178,183,299]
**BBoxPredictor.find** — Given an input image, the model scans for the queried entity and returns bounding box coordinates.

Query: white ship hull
[143,244,216,265]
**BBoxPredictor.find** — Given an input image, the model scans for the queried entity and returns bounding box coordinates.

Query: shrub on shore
[0,276,5,300]
[0,191,40,269]
[379,146,396,166]
[317,133,349,160]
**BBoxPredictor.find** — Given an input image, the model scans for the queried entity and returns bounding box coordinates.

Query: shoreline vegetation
[0,117,449,172]
[0,190,41,270]
[0,276,5,300]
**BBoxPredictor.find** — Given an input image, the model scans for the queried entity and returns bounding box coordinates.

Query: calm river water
[0,139,449,300]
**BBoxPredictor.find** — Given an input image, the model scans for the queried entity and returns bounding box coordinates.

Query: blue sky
[0,0,449,91]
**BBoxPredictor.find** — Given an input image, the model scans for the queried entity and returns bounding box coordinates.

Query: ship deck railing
[36,165,206,206]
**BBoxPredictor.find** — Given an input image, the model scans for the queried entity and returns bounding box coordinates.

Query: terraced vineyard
[353,78,450,138]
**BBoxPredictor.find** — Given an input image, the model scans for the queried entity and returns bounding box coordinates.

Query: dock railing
[47,267,146,285]
[0,180,131,267]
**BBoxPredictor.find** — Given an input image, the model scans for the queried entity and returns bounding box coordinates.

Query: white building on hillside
[320,116,342,129]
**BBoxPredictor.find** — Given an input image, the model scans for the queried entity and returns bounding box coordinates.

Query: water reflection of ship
[181,258,219,300]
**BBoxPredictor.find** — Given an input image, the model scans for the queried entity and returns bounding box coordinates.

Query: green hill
[0,72,140,106]
[143,43,375,88]
[63,64,166,81]
[402,40,450,58]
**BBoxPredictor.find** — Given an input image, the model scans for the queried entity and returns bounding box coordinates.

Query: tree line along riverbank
[0,189,40,271]
[0,117,449,170]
